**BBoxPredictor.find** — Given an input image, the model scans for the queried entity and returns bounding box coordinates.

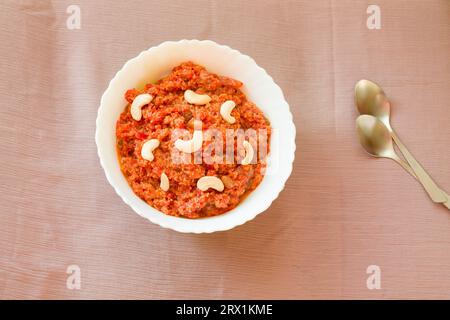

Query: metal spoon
[355,80,448,204]
[356,115,450,209]
[356,115,417,177]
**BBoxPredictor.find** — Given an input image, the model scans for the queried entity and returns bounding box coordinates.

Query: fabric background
[0,0,449,299]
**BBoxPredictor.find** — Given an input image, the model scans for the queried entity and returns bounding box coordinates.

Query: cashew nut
[141,139,160,161]
[131,93,153,121]
[184,90,211,105]
[241,141,254,165]
[220,100,236,124]
[160,172,169,191]
[197,176,224,192]
[174,120,203,153]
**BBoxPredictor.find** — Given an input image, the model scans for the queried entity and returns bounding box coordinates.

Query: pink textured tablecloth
[0,0,449,299]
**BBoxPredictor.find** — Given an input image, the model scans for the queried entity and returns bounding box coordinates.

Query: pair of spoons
[355,79,449,210]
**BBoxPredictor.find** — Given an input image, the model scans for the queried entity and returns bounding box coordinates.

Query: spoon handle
[391,130,447,203]
[392,138,449,209]
[443,192,450,209]
[392,154,417,180]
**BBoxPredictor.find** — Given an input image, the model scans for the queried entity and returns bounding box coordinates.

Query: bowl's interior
[96,40,293,232]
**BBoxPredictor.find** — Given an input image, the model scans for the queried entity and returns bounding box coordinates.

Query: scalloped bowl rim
[95,40,296,233]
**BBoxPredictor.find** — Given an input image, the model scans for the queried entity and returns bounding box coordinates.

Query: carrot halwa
[116,62,271,218]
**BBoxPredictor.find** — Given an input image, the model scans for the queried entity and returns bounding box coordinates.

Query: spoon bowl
[356,115,394,158]
[355,79,391,128]
[356,114,416,177]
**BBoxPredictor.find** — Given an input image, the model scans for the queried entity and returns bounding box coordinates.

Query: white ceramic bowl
[96,40,296,233]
